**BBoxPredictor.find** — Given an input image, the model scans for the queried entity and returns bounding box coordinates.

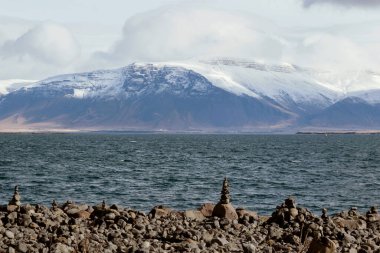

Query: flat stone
[7,205,18,212]
[333,218,367,230]
[184,210,205,221]
[105,212,116,220]
[72,210,91,219]
[211,237,229,246]
[78,204,89,211]
[66,208,80,215]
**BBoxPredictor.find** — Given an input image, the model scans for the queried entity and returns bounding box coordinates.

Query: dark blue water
[0,133,379,215]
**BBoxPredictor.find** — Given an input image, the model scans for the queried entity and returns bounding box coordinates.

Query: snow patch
[0,79,37,95]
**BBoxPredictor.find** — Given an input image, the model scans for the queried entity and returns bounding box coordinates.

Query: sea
[0,133,379,215]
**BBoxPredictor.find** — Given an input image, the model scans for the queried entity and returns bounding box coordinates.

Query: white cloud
[284,33,373,71]
[1,4,380,79]
[1,22,80,66]
[303,0,380,8]
[93,7,286,66]
[91,6,380,73]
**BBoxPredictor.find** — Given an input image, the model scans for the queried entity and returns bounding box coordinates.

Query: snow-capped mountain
[1,59,380,132]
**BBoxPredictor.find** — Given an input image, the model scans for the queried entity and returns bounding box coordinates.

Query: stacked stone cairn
[211,177,238,220]
[8,186,21,210]
[0,182,380,252]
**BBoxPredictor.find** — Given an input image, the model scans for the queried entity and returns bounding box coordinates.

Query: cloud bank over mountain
[303,0,380,8]
[0,21,80,79]
[95,8,283,64]
[1,2,380,79]
[93,6,380,72]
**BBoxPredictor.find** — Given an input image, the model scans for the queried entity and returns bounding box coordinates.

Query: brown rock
[184,210,205,221]
[7,205,19,213]
[307,237,336,253]
[333,217,367,230]
[236,208,258,220]
[199,203,215,217]
[72,210,91,219]
[289,208,299,218]
[149,205,172,219]
[212,203,238,220]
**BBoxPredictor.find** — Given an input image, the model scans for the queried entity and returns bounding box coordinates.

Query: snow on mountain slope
[2,59,380,131]
[0,63,293,130]
[35,68,125,98]
[350,89,380,104]
[163,59,341,112]
[28,63,219,99]
[311,70,380,104]
[171,59,380,109]
[15,59,380,114]
[0,79,37,95]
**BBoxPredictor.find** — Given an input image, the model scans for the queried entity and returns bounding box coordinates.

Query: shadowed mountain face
[303,97,380,128]
[0,64,293,130]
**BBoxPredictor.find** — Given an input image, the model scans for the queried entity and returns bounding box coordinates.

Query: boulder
[212,203,238,220]
[307,237,336,253]
[198,203,215,217]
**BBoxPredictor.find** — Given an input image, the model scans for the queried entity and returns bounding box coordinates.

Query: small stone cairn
[8,185,21,207]
[212,177,238,220]
[366,206,379,222]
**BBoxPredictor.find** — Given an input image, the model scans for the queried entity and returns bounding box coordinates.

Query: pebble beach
[1,180,379,253]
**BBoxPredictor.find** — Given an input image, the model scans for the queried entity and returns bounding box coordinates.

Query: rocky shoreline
[1,180,379,253]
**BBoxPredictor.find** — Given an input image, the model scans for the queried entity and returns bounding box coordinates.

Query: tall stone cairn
[9,185,21,206]
[212,177,238,220]
[220,177,230,204]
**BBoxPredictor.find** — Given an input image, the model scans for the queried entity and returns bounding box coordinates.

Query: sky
[0,0,380,80]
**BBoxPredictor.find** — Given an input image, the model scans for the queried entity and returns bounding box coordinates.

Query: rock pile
[0,183,379,253]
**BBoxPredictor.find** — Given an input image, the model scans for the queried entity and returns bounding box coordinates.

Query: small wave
[0,160,14,166]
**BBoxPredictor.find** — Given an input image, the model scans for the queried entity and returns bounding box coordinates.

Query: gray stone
[17,242,28,253]
[141,241,150,249]
[211,237,229,246]
[243,243,256,253]
[5,230,15,239]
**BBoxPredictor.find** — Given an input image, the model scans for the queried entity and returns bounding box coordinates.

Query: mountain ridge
[1,59,380,132]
